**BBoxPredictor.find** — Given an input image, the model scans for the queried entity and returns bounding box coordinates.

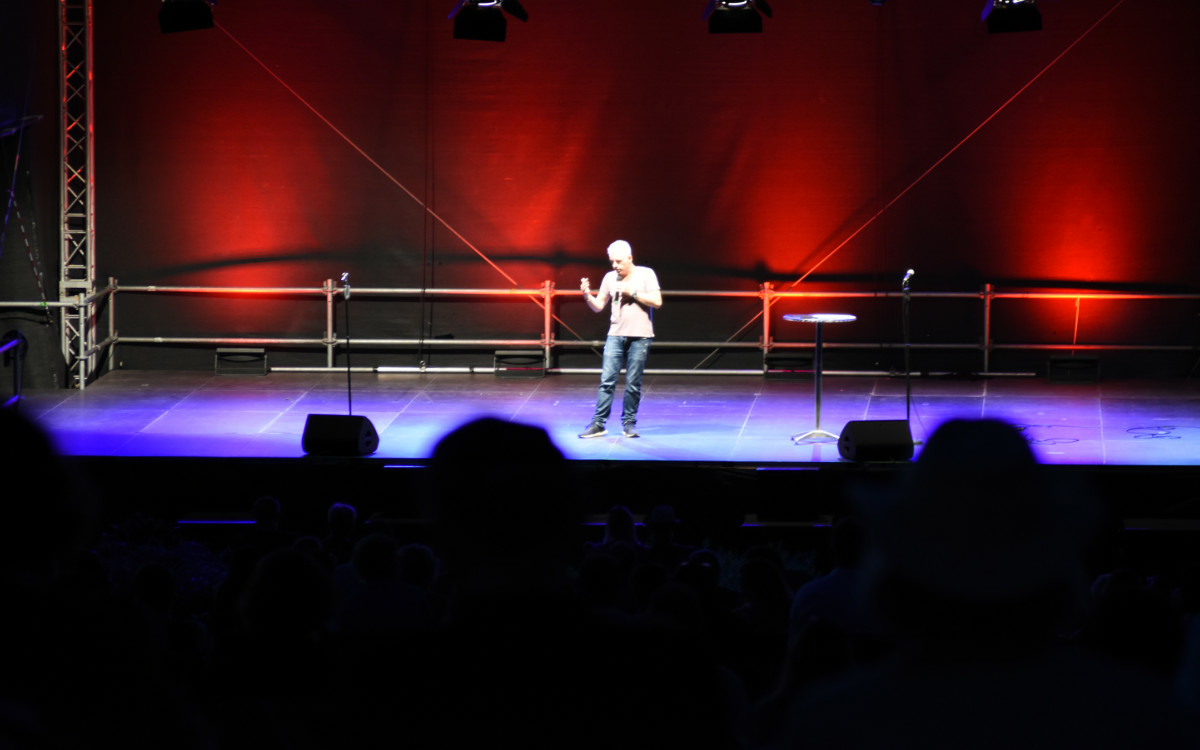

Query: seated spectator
[332,532,432,633]
[322,502,359,567]
[759,418,1197,749]
[1076,567,1181,674]
[788,515,891,663]
[585,504,645,562]
[416,418,741,747]
[641,504,696,572]
[426,417,581,623]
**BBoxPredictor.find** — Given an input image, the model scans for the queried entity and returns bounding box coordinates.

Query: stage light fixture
[982,0,1042,34]
[449,0,529,42]
[704,0,772,34]
[159,0,215,34]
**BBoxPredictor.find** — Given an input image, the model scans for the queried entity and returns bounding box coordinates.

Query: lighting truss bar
[59,0,97,388]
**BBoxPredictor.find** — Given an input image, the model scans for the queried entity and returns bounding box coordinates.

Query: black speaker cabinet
[494,350,546,379]
[302,414,379,456]
[1047,355,1100,383]
[838,420,914,462]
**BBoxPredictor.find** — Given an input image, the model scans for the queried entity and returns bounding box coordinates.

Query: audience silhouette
[757,418,1198,749]
[4,408,1199,748]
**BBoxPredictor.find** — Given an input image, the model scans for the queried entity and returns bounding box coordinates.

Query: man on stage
[578,240,663,439]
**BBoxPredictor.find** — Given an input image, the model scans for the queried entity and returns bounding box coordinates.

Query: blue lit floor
[18,370,1200,466]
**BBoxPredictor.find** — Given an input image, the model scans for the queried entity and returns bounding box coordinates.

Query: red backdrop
[91,0,1200,372]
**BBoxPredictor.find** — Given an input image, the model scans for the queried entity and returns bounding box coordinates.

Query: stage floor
[18,369,1200,467]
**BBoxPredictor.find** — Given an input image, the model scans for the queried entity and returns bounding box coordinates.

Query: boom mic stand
[301,273,379,456]
[342,272,355,417]
[902,268,913,423]
[832,271,917,462]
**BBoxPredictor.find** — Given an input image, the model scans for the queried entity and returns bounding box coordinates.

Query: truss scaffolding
[59,0,97,388]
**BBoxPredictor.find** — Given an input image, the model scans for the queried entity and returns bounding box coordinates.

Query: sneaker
[578,423,607,439]
[622,424,640,438]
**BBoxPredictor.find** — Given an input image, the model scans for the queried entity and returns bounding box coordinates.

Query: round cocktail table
[782,313,857,442]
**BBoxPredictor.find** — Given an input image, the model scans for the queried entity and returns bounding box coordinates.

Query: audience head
[676,550,720,596]
[429,417,578,568]
[398,544,440,590]
[602,505,638,544]
[326,502,357,534]
[237,547,334,637]
[352,533,400,582]
[857,418,1101,638]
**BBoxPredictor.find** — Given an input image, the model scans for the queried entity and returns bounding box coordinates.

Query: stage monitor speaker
[838,420,913,462]
[215,347,266,375]
[302,414,379,456]
[494,350,546,379]
[1047,355,1100,383]
[763,353,812,381]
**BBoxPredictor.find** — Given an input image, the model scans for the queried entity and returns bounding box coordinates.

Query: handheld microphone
[341,272,351,300]
[902,268,915,287]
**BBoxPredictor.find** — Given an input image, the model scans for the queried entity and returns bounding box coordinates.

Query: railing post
[76,297,88,390]
[107,276,117,373]
[761,282,774,370]
[542,280,554,370]
[324,278,335,368]
[982,283,993,374]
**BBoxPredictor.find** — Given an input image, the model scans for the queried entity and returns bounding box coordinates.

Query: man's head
[607,239,634,278]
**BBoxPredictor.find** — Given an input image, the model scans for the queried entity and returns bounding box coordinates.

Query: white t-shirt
[596,266,659,338]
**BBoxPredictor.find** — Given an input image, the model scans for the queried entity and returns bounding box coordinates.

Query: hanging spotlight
[159,0,215,34]
[703,0,773,34]
[982,0,1042,34]
[448,0,529,42]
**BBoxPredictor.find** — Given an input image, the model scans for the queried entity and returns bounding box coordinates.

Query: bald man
[578,240,663,438]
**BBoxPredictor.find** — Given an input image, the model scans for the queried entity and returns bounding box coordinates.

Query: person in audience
[1076,566,1181,675]
[397,543,439,592]
[642,504,696,571]
[322,502,359,567]
[332,532,432,633]
[734,554,795,700]
[417,417,740,747]
[789,517,865,639]
[757,418,1197,749]
[585,504,645,558]
[787,515,892,664]
[204,547,339,746]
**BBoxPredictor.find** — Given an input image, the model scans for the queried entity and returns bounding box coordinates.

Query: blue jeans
[591,336,652,426]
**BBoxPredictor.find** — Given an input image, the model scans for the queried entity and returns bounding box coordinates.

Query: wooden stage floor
[20,370,1200,466]
[17,370,1200,526]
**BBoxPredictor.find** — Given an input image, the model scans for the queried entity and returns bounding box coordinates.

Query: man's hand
[580,277,590,295]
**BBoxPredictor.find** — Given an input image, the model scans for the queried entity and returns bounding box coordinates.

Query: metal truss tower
[59,0,97,388]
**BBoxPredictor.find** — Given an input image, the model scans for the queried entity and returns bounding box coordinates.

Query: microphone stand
[903,271,913,424]
[301,272,378,456]
[342,272,353,416]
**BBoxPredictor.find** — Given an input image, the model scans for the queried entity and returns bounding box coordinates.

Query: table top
[782,313,857,324]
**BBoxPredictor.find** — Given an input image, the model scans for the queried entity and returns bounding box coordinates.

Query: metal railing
[4,279,1198,388]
